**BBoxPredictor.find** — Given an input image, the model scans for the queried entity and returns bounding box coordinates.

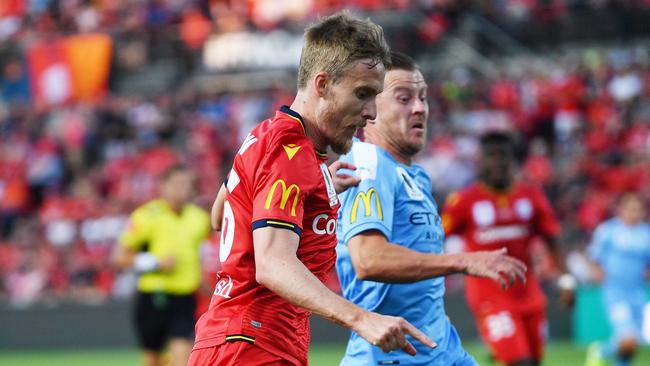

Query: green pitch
[0,342,648,365]
[311,343,650,366]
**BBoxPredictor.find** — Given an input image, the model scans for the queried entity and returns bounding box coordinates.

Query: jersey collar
[158,198,187,217]
[279,105,328,158]
[477,181,513,197]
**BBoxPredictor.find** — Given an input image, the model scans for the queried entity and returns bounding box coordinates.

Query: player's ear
[314,71,329,98]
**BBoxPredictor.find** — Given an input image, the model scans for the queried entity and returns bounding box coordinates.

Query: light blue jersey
[588,218,650,341]
[336,141,476,366]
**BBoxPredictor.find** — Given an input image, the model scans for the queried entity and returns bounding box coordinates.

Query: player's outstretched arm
[545,237,576,308]
[328,160,361,194]
[348,231,527,287]
[253,227,436,355]
[210,183,226,231]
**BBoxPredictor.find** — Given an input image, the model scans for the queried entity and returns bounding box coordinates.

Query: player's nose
[412,97,426,115]
[362,100,377,121]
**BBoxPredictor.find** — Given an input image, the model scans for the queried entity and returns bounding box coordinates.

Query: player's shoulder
[451,182,480,201]
[410,162,433,185]
[514,181,546,197]
[441,184,473,212]
[135,199,166,216]
[242,109,317,167]
[267,115,317,159]
[345,140,396,182]
[596,217,619,233]
[185,203,210,220]
[244,108,308,146]
[443,184,478,212]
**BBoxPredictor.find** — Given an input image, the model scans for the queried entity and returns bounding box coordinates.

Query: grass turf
[0,342,649,365]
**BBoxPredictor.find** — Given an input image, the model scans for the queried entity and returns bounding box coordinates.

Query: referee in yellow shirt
[113,164,211,366]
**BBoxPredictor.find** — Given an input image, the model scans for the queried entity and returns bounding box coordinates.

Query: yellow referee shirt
[120,199,211,295]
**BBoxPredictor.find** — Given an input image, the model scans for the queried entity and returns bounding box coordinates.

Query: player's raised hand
[353,311,436,355]
[328,160,361,194]
[463,248,527,289]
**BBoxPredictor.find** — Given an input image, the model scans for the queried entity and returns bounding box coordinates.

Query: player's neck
[289,96,328,152]
[365,128,412,165]
[478,181,512,195]
[620,217,640,227]
[382,142,412,165]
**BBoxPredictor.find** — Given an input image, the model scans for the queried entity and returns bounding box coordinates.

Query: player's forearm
[253,227,366,329]
[546,237,568,273]
[351,239,465,282]
[256,253,365,329]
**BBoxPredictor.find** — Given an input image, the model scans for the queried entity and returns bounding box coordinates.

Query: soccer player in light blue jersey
[335,51,528,366]
[585,192,650,366]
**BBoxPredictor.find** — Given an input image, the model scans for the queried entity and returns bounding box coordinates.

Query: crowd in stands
[3,0,648,39]
[2,1,650,307]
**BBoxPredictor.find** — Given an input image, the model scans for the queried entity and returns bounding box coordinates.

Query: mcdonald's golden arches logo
[265,179,300,217]
[350,188,383,223]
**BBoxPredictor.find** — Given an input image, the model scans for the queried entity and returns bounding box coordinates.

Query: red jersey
[193,106,340,364]
[442,182,560,313]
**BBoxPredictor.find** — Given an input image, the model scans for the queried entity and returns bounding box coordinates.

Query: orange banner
[63,33,112,101]
[27,33,112,105]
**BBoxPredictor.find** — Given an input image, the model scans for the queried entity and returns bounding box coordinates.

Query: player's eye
[398,95,411,104]
[356,90,369,100]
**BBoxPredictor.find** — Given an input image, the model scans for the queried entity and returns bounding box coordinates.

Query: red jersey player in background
[442,132,575,366]
[189,11,434,366]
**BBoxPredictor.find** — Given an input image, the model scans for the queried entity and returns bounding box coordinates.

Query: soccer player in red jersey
[442,132,575,366]
[189,12,434,366]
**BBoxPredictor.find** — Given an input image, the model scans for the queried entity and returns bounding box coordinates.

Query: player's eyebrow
[392,86,415,94]
[392,85,427,95]
[357,85,382,96]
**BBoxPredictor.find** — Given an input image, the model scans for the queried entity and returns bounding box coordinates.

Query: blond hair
[297,11,391,89]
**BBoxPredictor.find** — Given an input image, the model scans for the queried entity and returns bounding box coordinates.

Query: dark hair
[480,131,515,149]
[479,131,526,163]
[297,10,391,89]
[160,163,190,182]
[387,51,418,72]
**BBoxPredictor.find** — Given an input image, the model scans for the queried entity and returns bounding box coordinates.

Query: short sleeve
[251,132,317,236]
[119,206,151,250]
[441,191,465,235]
[531,187,560,239]
[338,152,395,244]
[587,223,609,264]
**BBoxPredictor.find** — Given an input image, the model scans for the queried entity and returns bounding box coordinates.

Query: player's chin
[330,135,354,155]
[406,139,425,155]
[409,128,426,140]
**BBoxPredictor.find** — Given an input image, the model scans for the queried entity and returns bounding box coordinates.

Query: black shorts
[133,291,197,351]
